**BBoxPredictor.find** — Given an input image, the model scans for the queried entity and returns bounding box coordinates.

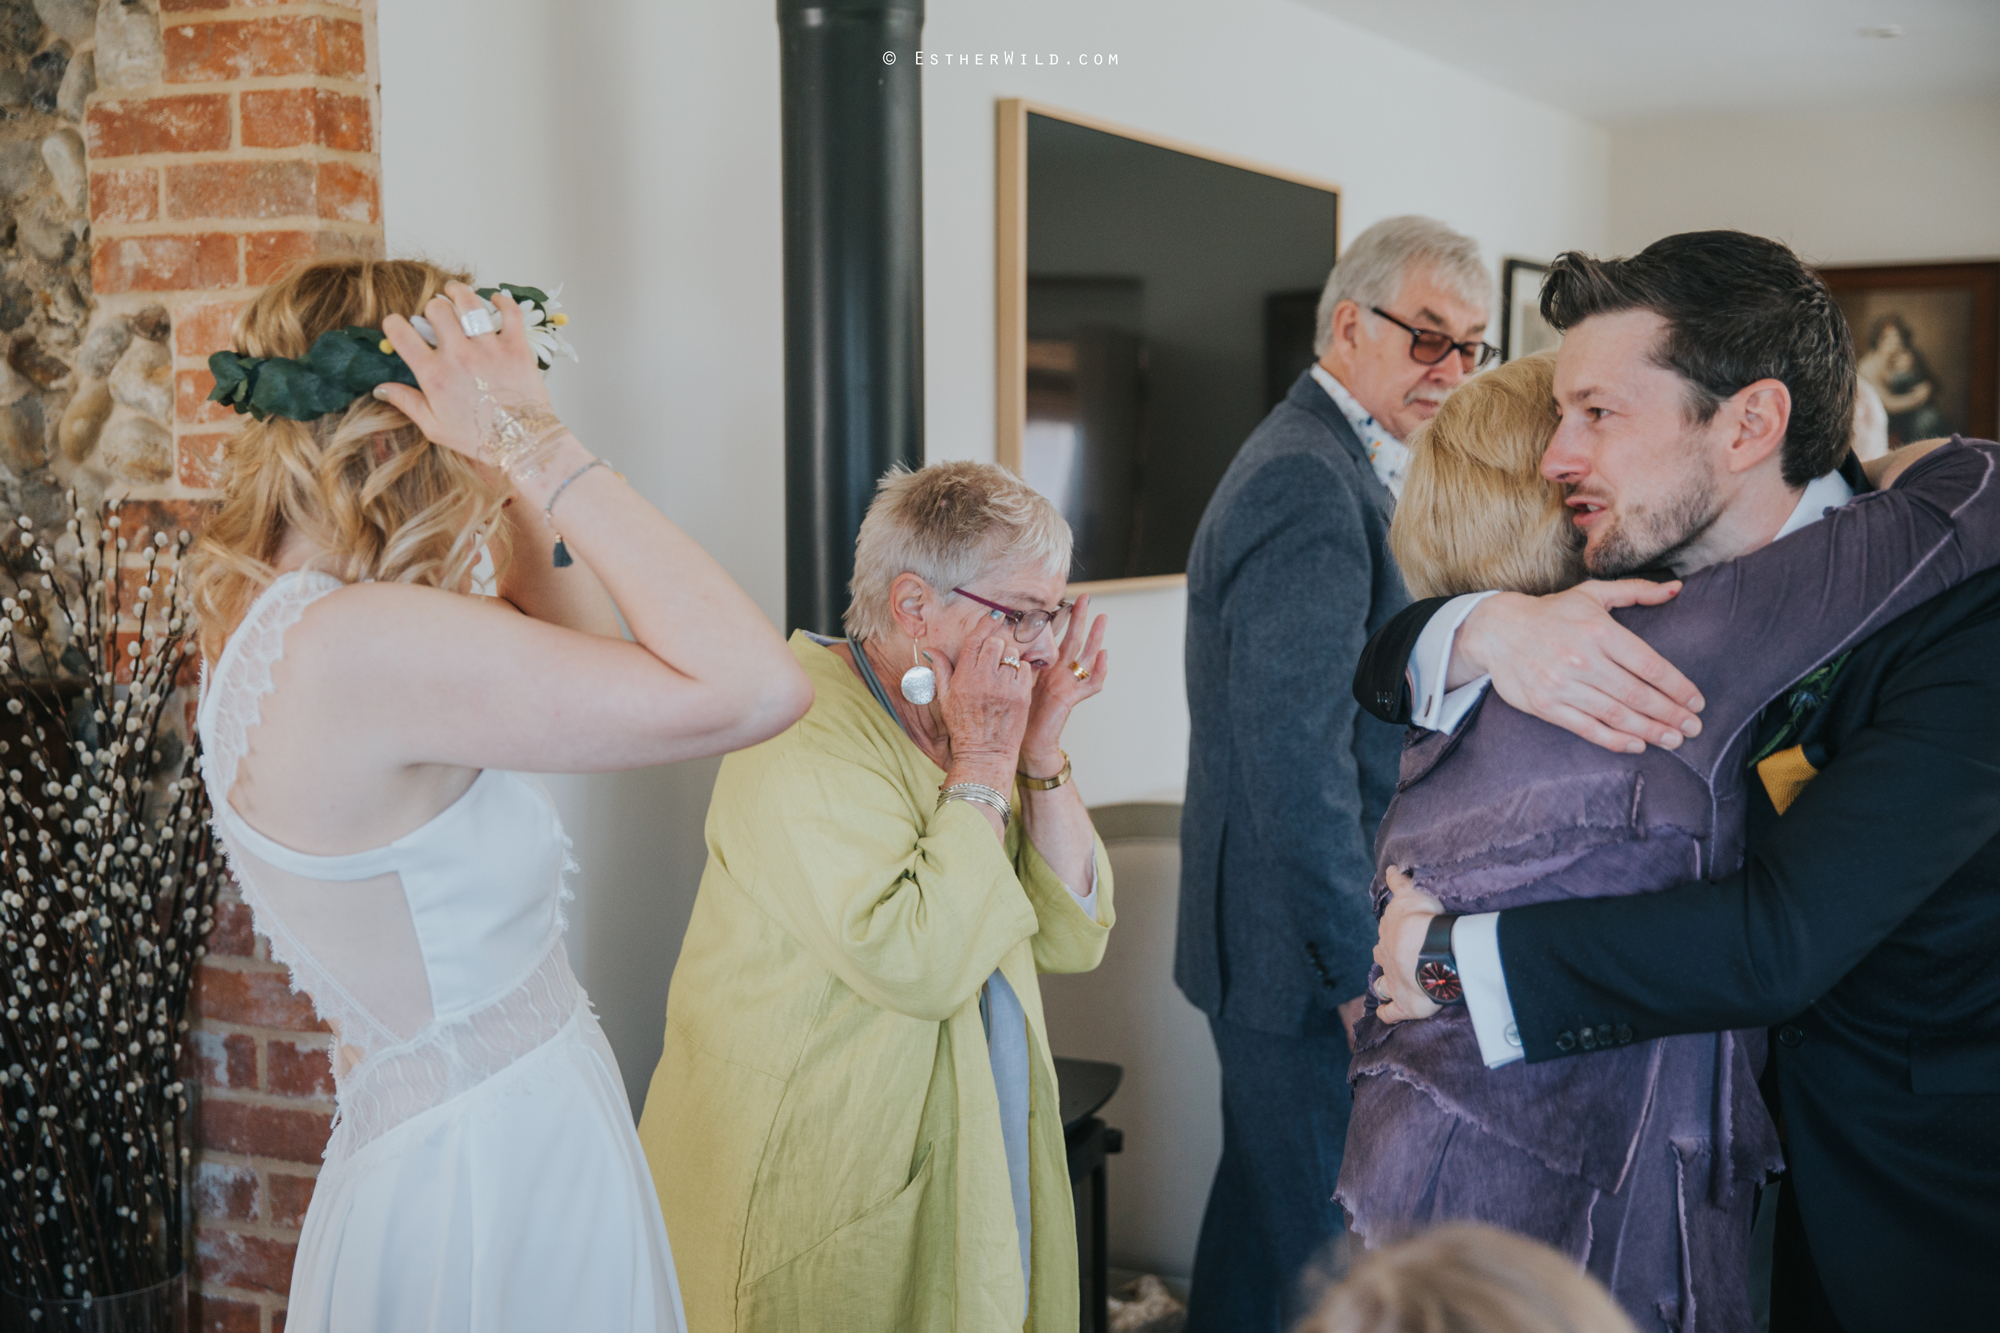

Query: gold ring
[1069,660,1090,682]
[1001,656,1022,672]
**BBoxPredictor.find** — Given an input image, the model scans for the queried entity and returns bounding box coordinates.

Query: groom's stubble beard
[1579,426,1725,579]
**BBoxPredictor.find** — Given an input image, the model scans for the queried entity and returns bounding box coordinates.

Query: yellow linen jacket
[638,634,1115,1332]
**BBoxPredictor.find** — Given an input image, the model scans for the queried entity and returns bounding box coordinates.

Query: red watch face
[1417,960,1463,1004]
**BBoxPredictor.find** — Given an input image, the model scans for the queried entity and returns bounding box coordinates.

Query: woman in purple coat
[1334,352,2000,1330]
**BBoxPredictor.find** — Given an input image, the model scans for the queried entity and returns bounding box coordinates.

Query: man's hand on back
[1452,581,1706,754]
[1371,867,1443,1025]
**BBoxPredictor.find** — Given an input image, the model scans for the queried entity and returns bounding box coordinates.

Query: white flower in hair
[516,286,579,367]
[402,283,577,370]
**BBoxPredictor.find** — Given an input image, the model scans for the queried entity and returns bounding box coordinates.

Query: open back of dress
[196,570,685,1333]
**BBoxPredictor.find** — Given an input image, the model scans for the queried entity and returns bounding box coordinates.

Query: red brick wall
[73,3,386,1329]
[84,0,383,503]
[187,892,337,1331]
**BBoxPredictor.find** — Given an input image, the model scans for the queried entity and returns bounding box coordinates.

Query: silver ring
[459,306,500,338]
[1370,975,1389,1002]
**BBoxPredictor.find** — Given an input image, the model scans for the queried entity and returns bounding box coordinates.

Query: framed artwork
[1818,261,1999,446]
[1501,258,1558,363]
[996,99,1340,591]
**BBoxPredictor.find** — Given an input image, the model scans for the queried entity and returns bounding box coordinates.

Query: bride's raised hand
[373,283,555,466]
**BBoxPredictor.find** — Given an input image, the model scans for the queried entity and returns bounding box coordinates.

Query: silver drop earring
[900,641,936,705]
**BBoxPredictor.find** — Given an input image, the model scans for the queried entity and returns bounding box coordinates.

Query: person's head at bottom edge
[1298,1222,1640,1333]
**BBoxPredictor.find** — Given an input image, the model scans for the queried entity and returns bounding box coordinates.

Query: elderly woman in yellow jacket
[639,460,1115,1332]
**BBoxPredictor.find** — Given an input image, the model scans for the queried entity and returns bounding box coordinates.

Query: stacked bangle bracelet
[938,782,1011,827]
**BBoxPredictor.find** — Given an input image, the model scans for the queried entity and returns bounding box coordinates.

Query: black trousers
[1184,1017,1352,1333]
[1770,1180,1848,1333]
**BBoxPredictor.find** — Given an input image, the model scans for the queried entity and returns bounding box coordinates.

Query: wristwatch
[1416,914,1464,1005]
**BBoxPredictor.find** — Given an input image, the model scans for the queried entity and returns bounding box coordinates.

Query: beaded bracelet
[542,457,610,569]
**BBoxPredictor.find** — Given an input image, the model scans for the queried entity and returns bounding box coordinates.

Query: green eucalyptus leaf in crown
[206,281,574,423]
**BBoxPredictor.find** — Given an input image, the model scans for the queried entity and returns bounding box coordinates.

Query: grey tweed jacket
[1175,369,1411,1035]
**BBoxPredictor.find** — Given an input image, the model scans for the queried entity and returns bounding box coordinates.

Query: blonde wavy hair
[843,461,1072,643]
[1390,351,1584,600]
[187,259,511,661]
[1301,1223,1638,1333]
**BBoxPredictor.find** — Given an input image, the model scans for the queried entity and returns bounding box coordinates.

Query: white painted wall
[377,0,1608,1276]
[1608,93,2000,264]
[920,2,1610,816]
[380,0,783,1115]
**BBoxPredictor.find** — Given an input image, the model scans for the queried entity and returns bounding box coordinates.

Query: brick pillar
[84,0,383,499]
[70,3,386,1329]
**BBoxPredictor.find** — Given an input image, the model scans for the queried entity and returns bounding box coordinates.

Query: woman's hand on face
[373,284,552,467]
[931,612,1035,774]
[1020,593,1108,773]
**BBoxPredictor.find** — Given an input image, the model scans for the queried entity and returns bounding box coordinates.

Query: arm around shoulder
[1502,593,2000,1056]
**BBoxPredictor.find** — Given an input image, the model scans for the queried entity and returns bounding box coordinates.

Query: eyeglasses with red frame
[951,587,1073,643]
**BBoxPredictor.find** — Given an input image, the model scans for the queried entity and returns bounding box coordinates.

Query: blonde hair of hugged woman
[187,259,511,662]
[1390,350,1585,600]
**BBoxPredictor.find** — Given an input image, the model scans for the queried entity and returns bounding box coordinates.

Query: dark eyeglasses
[952,588,1073,643]
[1371,307,1499,370]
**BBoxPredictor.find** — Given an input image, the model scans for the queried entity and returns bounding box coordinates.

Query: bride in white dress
[187,260,813,1331]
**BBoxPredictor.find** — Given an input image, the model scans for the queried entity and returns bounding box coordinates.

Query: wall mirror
[996,101,1341,591]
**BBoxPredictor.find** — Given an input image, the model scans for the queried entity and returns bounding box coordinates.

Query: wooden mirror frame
[994,99,1343,594]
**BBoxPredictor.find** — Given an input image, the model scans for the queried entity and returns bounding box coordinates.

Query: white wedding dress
[198,570,687,1333]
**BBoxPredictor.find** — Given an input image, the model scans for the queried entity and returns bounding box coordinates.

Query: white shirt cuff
[1454,912,1524,1068]
[1410,591,1499,732]
[1066,861,1099,922]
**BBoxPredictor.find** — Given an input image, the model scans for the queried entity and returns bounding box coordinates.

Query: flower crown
[206,283,577,423]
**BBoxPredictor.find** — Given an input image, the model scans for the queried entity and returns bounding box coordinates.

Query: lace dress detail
[198,571,401,1061]
[326,943,582,1161]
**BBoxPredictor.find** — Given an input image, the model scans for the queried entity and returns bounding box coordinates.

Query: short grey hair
[844,460,1073,642]
[1313,215,1493,356]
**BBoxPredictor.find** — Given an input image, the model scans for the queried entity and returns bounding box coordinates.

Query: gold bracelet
[1017,751,1071,791]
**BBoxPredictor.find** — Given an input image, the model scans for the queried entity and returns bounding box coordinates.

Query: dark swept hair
[1539,231,1856,486]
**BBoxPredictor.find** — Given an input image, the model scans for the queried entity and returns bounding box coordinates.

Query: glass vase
[0,1271,186,1333]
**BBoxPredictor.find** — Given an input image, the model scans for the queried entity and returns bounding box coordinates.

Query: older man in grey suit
[1176,216,1495,1330]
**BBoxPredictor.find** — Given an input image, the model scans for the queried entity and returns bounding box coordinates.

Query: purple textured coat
[1336,440,2000,1333]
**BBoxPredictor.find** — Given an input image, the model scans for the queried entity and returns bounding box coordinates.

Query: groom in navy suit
[1176,215,1497,1330]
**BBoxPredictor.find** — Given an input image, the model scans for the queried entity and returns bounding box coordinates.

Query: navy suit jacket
[1501,565,2000,1327]
[1176,369,1410,1034]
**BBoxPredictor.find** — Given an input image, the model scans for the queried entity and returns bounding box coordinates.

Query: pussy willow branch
[0,501,218,1305]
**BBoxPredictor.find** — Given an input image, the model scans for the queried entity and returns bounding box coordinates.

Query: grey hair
[1313,215,1493,356]
[843,460,1074,642]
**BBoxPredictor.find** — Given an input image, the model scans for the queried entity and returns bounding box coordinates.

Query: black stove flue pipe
[777,0,925,636]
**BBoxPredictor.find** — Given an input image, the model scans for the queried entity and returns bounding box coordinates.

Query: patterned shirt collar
[1310,364,1410,498]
